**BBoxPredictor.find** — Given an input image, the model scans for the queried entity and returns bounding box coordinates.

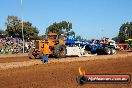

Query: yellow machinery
[125,39,132,49]
[28,32,67,59]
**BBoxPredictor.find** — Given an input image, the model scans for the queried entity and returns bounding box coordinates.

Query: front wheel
[37,50,43,59]
[28,48,35,59]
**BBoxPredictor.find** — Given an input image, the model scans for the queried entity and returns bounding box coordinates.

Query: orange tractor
[28,32,67,59]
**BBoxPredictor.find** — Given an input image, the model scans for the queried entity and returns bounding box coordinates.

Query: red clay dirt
[0,56,30,63]
[0,53,29,63]
[0,51,130,63]
[0,51,132,88]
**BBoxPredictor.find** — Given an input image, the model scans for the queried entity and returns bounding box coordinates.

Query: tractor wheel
[97,51,101,55]
[110,48,116,54]
[91,51,97,54]
[28,48,35,59]
[37,50,43,59]
[104,47,111,55]
[54,44,66,58]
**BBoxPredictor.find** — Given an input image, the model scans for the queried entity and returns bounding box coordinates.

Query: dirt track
[0,51,132,88]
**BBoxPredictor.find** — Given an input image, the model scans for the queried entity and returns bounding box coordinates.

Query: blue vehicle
[66,32,76,46]
[65,32,116,55]
[65,32,89,46]
[84,40,116,55]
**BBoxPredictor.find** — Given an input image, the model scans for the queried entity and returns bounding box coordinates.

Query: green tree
[0,29,7,38]
[47,21,72,34]
[5,16,39,40]
[112,36,119,42]
[118,22,132,43]
[76,35,82,41]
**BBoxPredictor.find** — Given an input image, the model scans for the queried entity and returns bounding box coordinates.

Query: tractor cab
[48,32,66,45]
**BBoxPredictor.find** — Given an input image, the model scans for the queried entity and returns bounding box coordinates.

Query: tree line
[0,16,76,40]
[0,16,39,40]
[0,16,84,41]
[112,22,132,43]
[1,15,130,42]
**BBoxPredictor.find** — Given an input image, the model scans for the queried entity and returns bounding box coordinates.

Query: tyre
[37,50,43,59]
[53,44,66,58]
[104,47,111,55]
[91,51,97,54]
[96,49,102,55]
[110,48,116,54]
[28,48,35,59]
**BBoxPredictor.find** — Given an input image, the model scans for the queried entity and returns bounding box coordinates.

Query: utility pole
[20,0,25,53]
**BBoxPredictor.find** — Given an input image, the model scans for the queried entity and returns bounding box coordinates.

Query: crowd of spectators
[0,37,33,54]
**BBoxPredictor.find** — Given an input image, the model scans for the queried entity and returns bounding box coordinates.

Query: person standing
[42,41,49,64]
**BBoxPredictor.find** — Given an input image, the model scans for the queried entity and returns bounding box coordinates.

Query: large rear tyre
[110,48,116,54]
[28,48,35,59]
[54,44,66,58]
[104,47,111,55]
